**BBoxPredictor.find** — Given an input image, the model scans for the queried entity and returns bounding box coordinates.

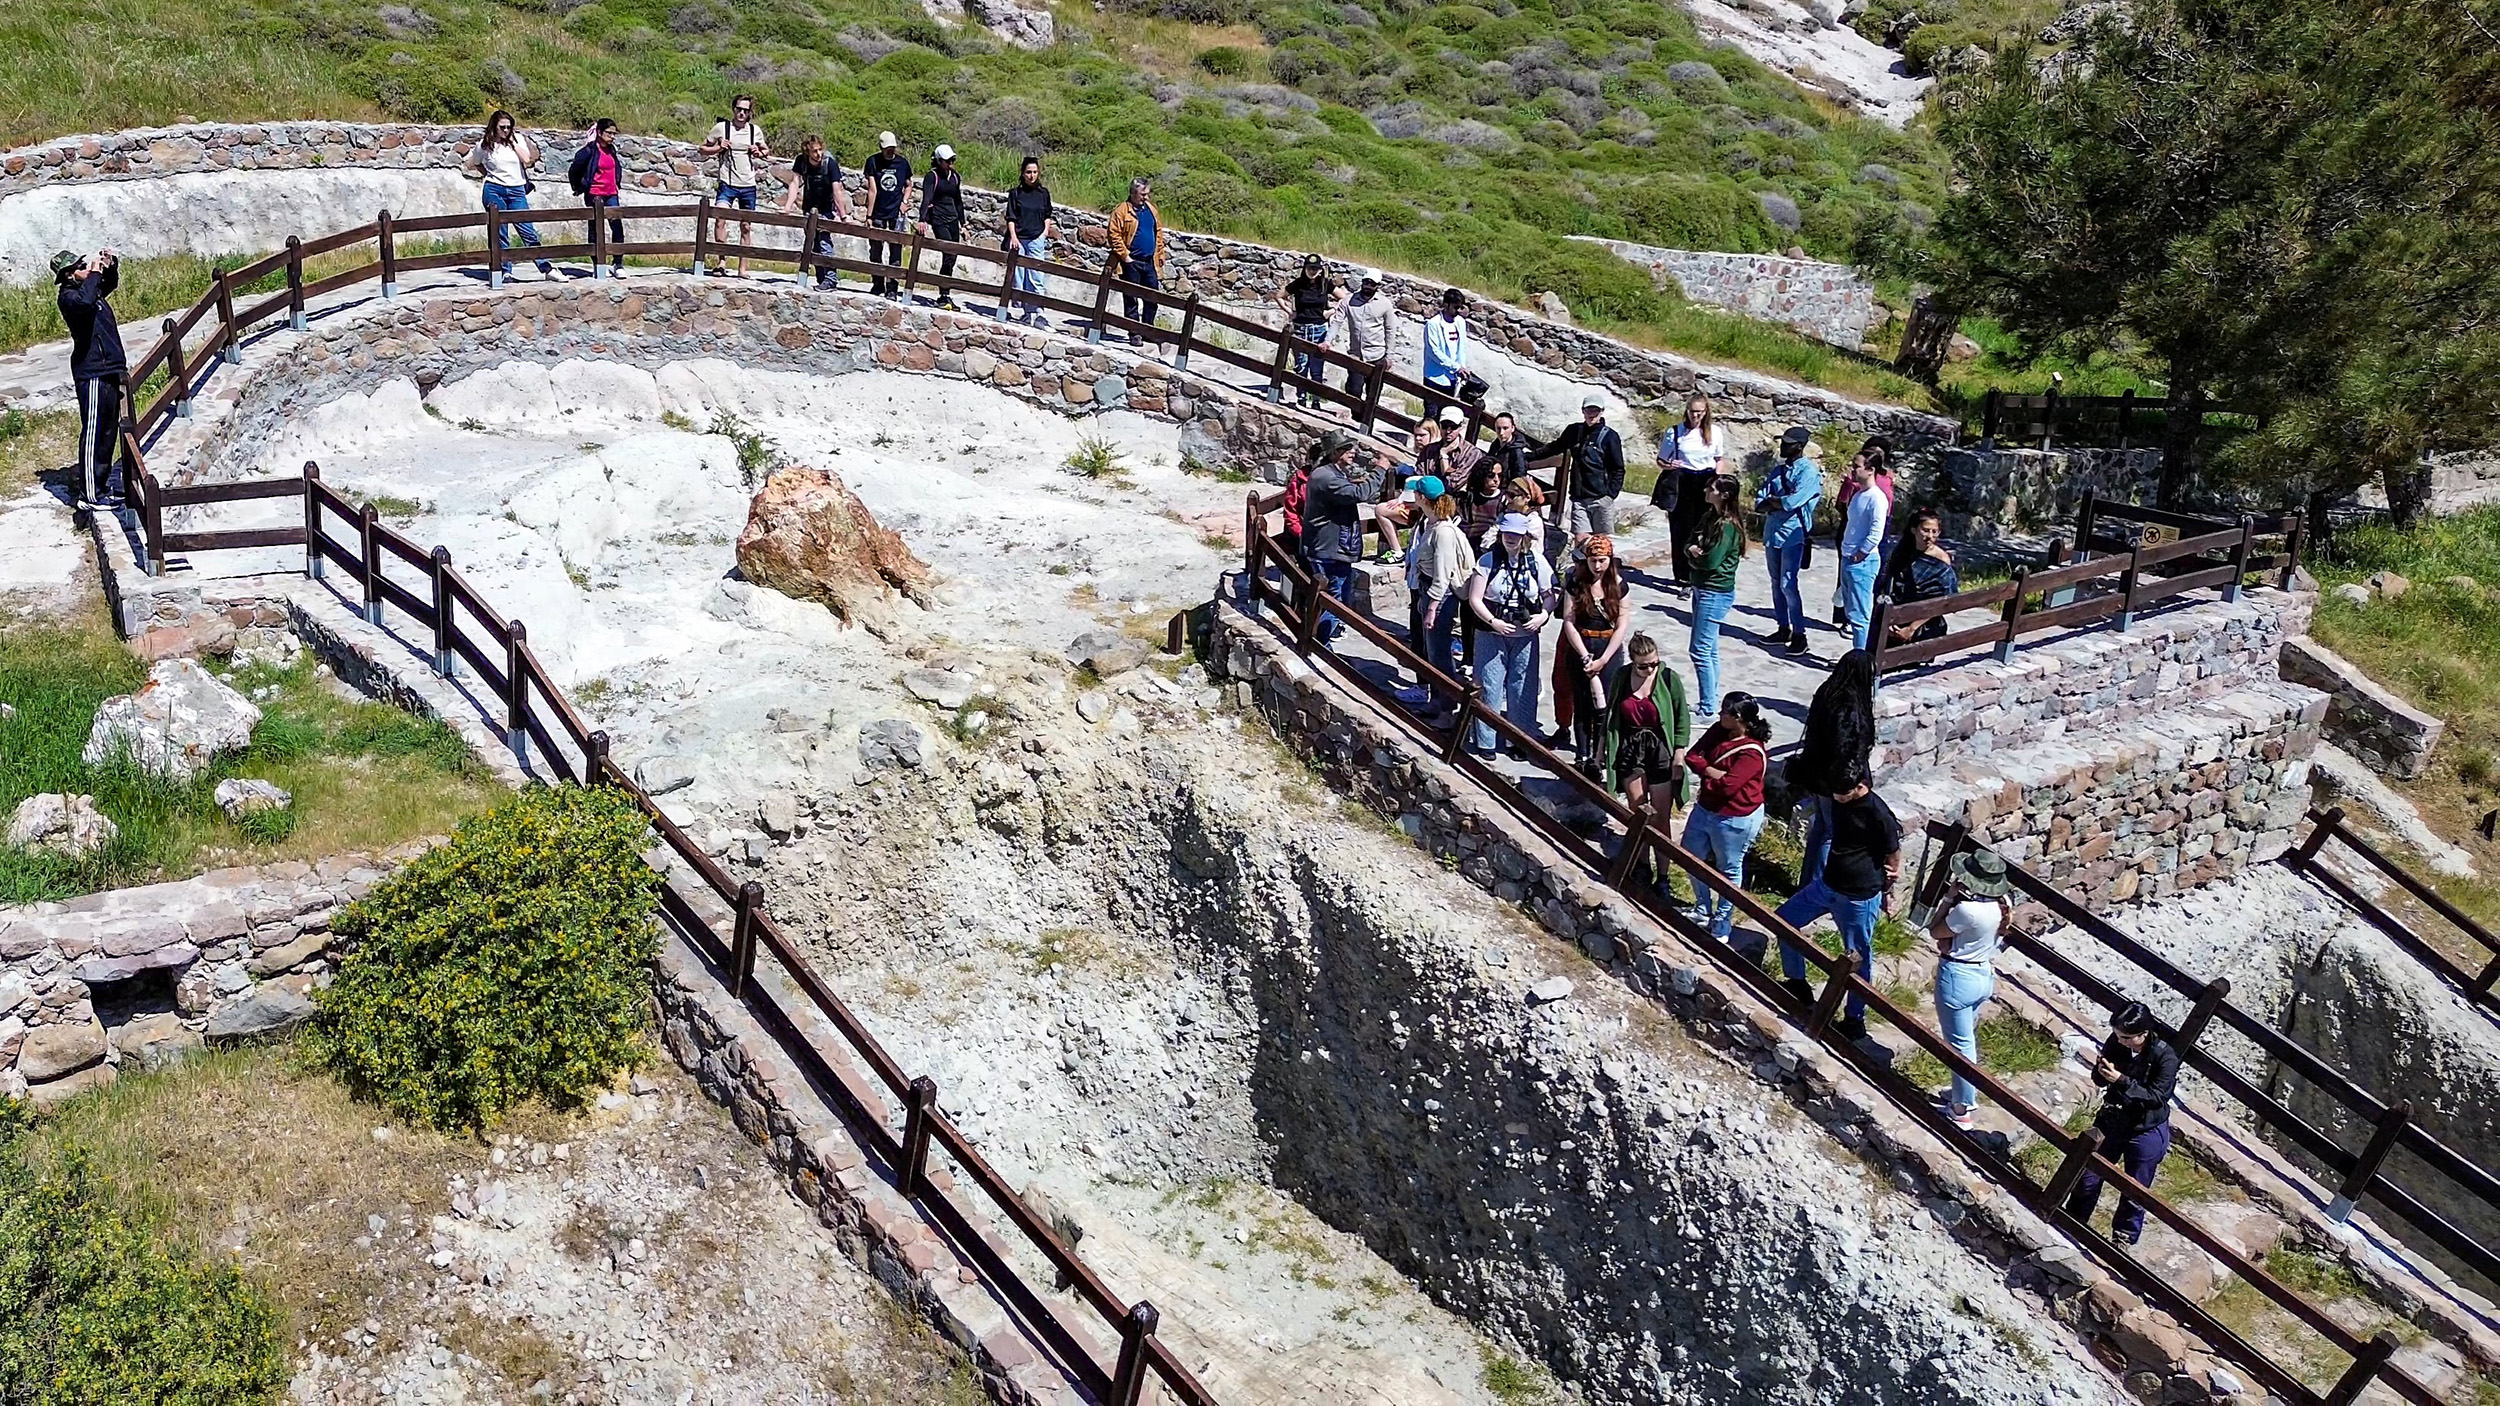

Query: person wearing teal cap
[1402,473,1469,713]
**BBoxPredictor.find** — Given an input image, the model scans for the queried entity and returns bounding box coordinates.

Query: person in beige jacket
[1103,178,1166,347]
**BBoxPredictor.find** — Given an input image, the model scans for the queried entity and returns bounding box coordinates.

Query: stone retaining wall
[1197,596,2261,1405]
[1937,445,2164,545]
[6,121,1952,445]
[2278,637,2445,780]
[1870,591,2315,776]
[1570,236,1877,349]
[0,847,419,1104]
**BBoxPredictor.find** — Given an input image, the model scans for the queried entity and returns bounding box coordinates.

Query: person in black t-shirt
[780,134,853,291]
[1274,255,1345,410]
[1001,155,1057,327]
[53,247,126,506]
[915,143,966,310]
[862,131,912,299]
[2063,1001,2182,1243]
[1769,770,1899,1040]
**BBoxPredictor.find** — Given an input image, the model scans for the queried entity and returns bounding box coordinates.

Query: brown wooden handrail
[2286,806,2500,1012]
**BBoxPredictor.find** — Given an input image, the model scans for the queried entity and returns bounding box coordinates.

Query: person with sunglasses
[699,95,771,277]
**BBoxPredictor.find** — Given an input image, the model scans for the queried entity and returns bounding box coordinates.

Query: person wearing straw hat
[1930,847,2012,1130]
[863,131,912,299]
[2065,1001,2181,1245]
[1464,511,1555,756]
[915,143,966,310]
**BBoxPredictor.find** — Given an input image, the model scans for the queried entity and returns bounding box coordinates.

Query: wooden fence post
[592,203,610,280]
[2327,1101,2411,1222]
[2115,541,2142,632]
[900,1076,939,1195]
[2323,1332,2401,1406]
[1174,294,1200,374]
[1804,961,1853,1035]
[2115,388,2137,452]
[1268,331,1293,403]
[2172,978,2231,1054]
[1109,1302,1160,1406]
[162,317,191,420]
[428,546,457,677]
[2072,487,2100,563]
[2040,385,2060,450]
[903,226,924,300]
[379,209,399,298]
[285,236,306,330]
[995,243,1019,322]
[2042,1127,2107,1208]
[1607,827,1648,888]
[586,730,613,787]
[2291,806,2344,868]
[1866,596,1892,674]
[1089,257,1117,343]
[485,204,504,289]
[730,880,763,997]
[302,461,323,580]
[506,619,530,766]
[797,210,816,288]
[138,468,164,576]
[360,504,383,624]
[214,271,241,363]
[1997,567,2029,663]
[2281,517,2306,592]
[1980,389,2001,448]
[2225,515,2254,603]
[1292,569,1323,656]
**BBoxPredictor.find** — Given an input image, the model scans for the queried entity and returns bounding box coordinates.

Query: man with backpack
[915,143,966,311]
[863,132,912,299]
[698,96,770,277]
[566,119,626,275]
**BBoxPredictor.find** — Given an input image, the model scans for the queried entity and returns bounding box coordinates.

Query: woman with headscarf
[1682,691,1773,942]
[1789,647,1875,886]
[1553,535,1629,768]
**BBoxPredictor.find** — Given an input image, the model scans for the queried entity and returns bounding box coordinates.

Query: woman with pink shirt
[567,118,626,274]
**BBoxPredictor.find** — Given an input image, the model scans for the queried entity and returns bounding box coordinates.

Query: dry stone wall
[2277,638,2445,780]
[1570,236,1878,349]
[1938,445,2165,545]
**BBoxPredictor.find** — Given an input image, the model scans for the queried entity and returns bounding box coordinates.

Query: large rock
[1065,629,1149,679]
[858,718,927,771]
[111,1012,204,1070]
[734,467,934,630]
[213,778,291,819]
[81,657,262,782]
[6,793,117,858]
[18,1017,108,1082]
[967,0,1053,46]
[204,982,315,1041]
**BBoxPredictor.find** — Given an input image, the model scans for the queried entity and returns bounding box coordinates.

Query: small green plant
[1194,45,1250,75]
[565,561,593,591]
[0,406,27,442]
[234,805,298,844]
[1872,911,1917,956]
[660,410,696,432]
[1975,1012,2063,1075]
[0,1100,288,1401]
[1180,450,1251,483]
[457,417,486,432]
[1062,435,1127,482]
[307,786,661,1132]
[368,494,423,523]
[1480,1345,1554,1403]
[2457,745,2494,788]
[709,409,782,488]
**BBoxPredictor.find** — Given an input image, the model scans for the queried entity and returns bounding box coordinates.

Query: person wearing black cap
[53,247,125,506]
[863,131,912,298]
[2064,1001,2181,1244]
[1276,256,1343,410]
[1755,425,1824,657]
[915,144,965,309]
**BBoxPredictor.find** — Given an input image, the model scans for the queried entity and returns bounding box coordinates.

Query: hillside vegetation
[1,0,1945,401]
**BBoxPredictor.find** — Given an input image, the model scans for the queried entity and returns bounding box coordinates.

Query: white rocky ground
[0,168,480,285]
[1684,0,1932,126]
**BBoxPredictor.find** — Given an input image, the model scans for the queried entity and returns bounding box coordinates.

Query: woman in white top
[1654,394,1722,591]
[465,111,553,282]
[1930,848,2013,1130]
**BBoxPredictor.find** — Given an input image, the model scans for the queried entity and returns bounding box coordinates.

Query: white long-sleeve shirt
[1424,312,1469,388]
[1843,482,1889,561]
[1406,517,1469,604]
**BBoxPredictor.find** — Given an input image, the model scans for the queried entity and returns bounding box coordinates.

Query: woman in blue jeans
[1683,474,1744,716]
[1465,513,1554,756]
[1681,692,1770,940]
[1931,848,2012,1130]
[465,111,553,282]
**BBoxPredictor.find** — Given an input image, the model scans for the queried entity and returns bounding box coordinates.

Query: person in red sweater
[1681,692,1772,942]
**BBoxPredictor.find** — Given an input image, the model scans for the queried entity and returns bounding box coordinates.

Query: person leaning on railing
[915,143,965,311]
[1276,255,1345,411]
[465,110,554,283]
[567,119,626,274]
[781,132,853,292]
[1103,178,1165,350]
[1770,764,1900,1043]
[1875,507,1960,648]
[1301,432,1365,644]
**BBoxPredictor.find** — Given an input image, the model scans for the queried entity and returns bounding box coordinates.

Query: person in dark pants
[1302,432,1363,643]
[915,143,965,310]
[1769,766,1899,1042]
[1104,178,1164,346]
[53,248,125,506]
[779,133,852,290]
[567,119,627,272]
[2064,1001,2181,1245]
[862,131,912,298]
[1654,393,1724,591]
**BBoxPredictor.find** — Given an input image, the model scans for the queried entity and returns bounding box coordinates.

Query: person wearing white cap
[1527,391,1627,547]
[863,131,912,299]
[1341,268,1394,411]
[915,144,965,309]
[1104,177,1166,347]
[1464,510,1556,757]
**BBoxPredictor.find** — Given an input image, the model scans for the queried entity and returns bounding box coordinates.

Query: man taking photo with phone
[53,247,125,508]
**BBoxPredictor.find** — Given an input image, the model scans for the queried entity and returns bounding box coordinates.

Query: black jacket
[2091,1033,2180,1137]
[58,266,125,380]
[1549,421,1626,501]
[565,142,619,196]
[920,166,963,228]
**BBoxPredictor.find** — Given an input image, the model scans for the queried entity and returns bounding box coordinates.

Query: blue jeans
[1689,587,1733,714]
[585,193,622,264]
[1682,805,1766,940]
[1015,237,1048,312]
[1472,629,1540,753]
[1768,535,1808,637]
[482,182,548,273]
[1291,323,1329,403]
[2065,1121,2173,1241]
[1307,553,1353,643]
[1410,593,1460,707]
[1800,793,1830,889]
[1842,552,1880,652]
[1775,879,1880,1020]
[1935,959,1996,1109]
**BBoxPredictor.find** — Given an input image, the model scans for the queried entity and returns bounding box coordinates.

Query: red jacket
[1685,725,1766,816]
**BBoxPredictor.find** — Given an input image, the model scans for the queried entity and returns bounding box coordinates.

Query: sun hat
[879,130,898,148]
[1316,429,1353,455]
[49,249,82,278]
[1496,511,1536,536]
[1951,848,2013,898]
[934,142,955,160]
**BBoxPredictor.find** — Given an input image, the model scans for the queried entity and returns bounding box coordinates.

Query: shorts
[1616,726,1675,787]
[716,185,758,210]
[1571,495,1618,537]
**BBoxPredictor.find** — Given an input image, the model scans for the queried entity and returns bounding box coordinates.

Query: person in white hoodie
[1402,476,1468,711]
[1423,287,1472,424]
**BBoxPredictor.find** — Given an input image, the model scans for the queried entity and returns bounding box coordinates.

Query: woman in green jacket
[1603,632,1692,887]
[1683,474,1745,717]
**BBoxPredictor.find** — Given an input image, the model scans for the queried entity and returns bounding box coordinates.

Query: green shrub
[308,786,661,1132]
[1193,45,1250,75]
[0,1102,287,1403]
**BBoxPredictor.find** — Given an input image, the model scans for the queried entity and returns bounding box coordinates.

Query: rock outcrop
[81,657,261,782]
[5,793,117,858]
[734,467,934,633]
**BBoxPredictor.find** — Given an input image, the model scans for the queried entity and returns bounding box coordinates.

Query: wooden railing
[1868,489,2303,675]
[1977,387,2247,451]
[2285,807,2500,1018]
[1236,489,2457,1406]
[137,460,1217,1406]
[112,199,1484,564]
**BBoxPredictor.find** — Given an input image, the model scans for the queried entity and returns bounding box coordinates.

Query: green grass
[0,0,1951,405]
[1479,1345,1559,1404]
[1894,1011,2061,1090]
[0,630,501,902]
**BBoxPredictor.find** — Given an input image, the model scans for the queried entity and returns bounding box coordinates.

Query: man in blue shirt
[1838,452,1890,652]
[1755,426,1823,657]
[1105,178,1164,346]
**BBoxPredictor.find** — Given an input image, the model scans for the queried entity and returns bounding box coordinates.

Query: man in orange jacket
[1103,177,1166,348]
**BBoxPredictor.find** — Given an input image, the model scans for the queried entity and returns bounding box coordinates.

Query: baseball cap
[1497,511,1536,536]
[1358,267,1381,284]
[1436,405,1466,427]
[934,142,954,160]
[49,249,82,278]
[1405,474,1447,499]
[1780,425,1814,448]
[1581,391,1606,411]
[879,130,898,148]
